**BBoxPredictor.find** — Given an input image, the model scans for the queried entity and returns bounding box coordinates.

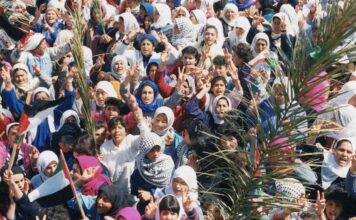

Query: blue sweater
[1,88,75,151]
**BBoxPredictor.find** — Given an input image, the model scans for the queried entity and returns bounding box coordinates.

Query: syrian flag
[28,152,72,205]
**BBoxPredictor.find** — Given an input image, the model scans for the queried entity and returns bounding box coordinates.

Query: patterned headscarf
[172,17,196,49]
[136,132,174,187]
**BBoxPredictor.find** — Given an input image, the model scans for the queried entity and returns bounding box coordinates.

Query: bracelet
[186,207,196,218]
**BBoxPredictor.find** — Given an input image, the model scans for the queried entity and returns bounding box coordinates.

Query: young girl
[152,106,183,164]
[155,166,204,219]
[130,132,175,214]
[31,150,58,188]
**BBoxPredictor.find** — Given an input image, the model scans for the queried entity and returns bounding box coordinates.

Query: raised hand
[314,191,326,217]
[81,166,99,183]
[144,197,157,219]
[33,65,42,76]
[160,49,171,68]
[0,65,11,83]
[100,34,112,44]
[138,189,152,201]
[159,31,169,46]
[176,66,187,92]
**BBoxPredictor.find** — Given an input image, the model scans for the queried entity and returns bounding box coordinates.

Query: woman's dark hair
[182,46,200,62]
[232,43,253,63]
[325,186,348,205]
[95,121,106,130]
[211,76,227,87]
[159,195,180,214]
[73,133,97,156]
[105,97,130,115]
[335,139,352,149]
[108,116,128,132]
[201,25,218,46]
[181,118,210,147]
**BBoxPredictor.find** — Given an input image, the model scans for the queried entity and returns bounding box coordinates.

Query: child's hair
[182,46,200,61]
[95,121,106,130]
[213,55,227,67]
[299,210,319,220]
[232,43,253,63]
[105,98,130,116]
[108,117,128,132]
[325,186,348,207]
[211,76,227,87]
[73,133,97,156]
[159,195,180,214]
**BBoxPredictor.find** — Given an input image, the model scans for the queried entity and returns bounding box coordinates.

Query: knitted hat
[139,132,165,155]
[274,178,305,203]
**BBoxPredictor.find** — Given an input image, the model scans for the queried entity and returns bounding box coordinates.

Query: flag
[13,98,67,144]
[28,153,70,203]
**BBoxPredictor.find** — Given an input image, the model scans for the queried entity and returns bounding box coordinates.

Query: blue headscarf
[140,3,154,17]
[135,80,163,113]
[140,34,158,47]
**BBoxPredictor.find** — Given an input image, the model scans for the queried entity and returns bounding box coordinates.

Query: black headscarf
[96,185,131,218]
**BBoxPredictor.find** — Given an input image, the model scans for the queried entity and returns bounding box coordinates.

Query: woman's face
[114,60,126,74]
[211,80,226,96]
[95,89,108,107]
[154,10,160,23]
[141,85,155,104]
[181,81,190,97]
[65,115,77,124]
[215,98,229,118]
[7,126,19,147]
[172,177,188,195]
[325,200,342,220]
[204,28,217,46]
[95,127,106,147]
[154,113,168,132]
[144,16,152,28]
[189,12,198,24]
[96,192,113,214]
[176,8,187,18]
[71,162,82,181]
[118,18,125,34]
[235,27,245,37]
[160,211,179,220]
[43,161,58,177]
[139,7,146,17]
[110,123,127,144]
[146,147,161,161]
[183,53,197,68]
[45,9,58,25]
[272,17,282,34]
[148,64,158,81]
[14,69,29,85]
[141,39,154,56]
[221,135,238,151]
[255,39,268,54]
[225,9,237,21]
[58,141,73,153]
[334,141,353,167]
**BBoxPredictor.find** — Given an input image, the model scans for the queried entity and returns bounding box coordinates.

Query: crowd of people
[0,0,355,219]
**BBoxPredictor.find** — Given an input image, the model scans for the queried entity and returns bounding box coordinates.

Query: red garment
[0,115,13,142]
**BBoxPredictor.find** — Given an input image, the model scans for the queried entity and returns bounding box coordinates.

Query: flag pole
[59,149,87,219]
[7,92,32,171]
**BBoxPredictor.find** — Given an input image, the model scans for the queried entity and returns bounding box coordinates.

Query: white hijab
[329,81,356,106]
[228,16,251,47]
[321,138,355,189]
[12,63,36,93]
[152,3,173,29]
[221,3,238,26]
[58,109,80,130]
[212,95,232,125]
[118,12,140,35]
[95,81,118,107]
[251,32,270,57]
[155,166,199,219]
[198,17,225,48]
[111,55,128,82]
[32,150,58,187]
[152,106,175,136]
[172,17,196,49]
[280,4,299,37]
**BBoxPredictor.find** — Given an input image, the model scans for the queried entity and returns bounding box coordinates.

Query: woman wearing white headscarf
[152,106,183,165]
[11,63,52,101]
[91,81,118,117]
[116,12,140,40]
[190,9,207,37]
[152,3,174,40]
[198,17,225,48]
[220,3,239,37]
[110,55,129,82]
[171,17,197,51]
[280,4,300,37]
[154,166,204,220]
[58,109,81,130]
[227,16,251,48]
[249,32,278,66]
[31,151,59,188]
[328,81,356,107]
[321,138,355,189]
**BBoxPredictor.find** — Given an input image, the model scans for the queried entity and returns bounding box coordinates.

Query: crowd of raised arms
[0,0,355,219]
